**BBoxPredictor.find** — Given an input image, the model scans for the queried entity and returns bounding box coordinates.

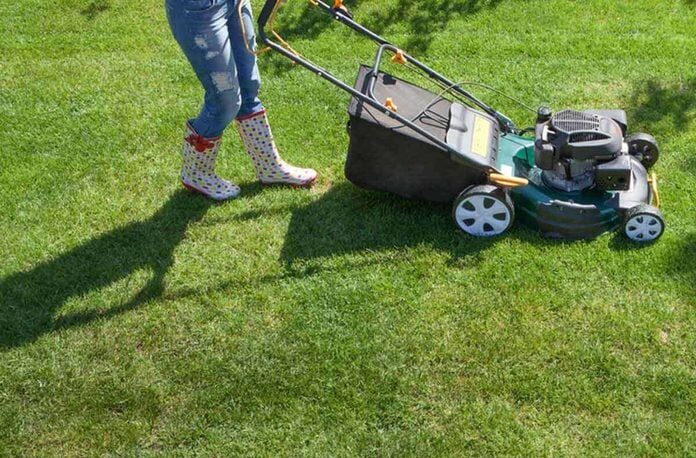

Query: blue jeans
[166,0,264,138]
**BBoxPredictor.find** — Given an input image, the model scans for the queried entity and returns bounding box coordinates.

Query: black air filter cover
[549,110,622,160]
[552,109,601,134]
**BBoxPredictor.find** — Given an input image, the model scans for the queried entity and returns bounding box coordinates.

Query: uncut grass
[0,0,695,456]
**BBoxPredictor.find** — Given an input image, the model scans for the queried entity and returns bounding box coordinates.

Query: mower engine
[533,108,657,193]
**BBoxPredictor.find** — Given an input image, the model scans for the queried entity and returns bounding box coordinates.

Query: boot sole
[182,182,239,201]
[260,176,318,189]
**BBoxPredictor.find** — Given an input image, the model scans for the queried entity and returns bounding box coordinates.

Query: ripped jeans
[166,0,263,138]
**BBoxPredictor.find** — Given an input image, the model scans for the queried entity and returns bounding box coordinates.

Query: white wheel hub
[625,214,663,241]
[455,194,511,237]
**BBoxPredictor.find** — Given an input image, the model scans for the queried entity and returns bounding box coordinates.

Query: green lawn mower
[257,0,665,242]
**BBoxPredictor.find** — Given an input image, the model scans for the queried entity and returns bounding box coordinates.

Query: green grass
[1,0,695,455]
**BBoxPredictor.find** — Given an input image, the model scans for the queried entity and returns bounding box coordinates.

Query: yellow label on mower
[471,115,492,157]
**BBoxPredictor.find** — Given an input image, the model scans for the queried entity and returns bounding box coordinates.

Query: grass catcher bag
[345,65,486,203]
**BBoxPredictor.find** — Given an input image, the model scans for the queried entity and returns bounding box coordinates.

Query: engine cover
[550,110,624,161]
[534,108,632,192]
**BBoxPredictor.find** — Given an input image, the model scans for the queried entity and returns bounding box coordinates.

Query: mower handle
[257,0,277,39]
[256,0,511,174]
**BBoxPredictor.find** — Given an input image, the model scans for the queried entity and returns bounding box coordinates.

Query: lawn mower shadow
[0,190,213,351]
[279,183,554,269]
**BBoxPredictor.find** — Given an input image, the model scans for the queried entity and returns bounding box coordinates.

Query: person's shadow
[0,190,213,351]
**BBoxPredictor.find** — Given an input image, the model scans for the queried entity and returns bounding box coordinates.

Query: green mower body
[497,134,653,240]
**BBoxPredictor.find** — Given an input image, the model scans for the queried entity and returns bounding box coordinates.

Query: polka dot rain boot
[180,122,241,201]
[235,110,318,187]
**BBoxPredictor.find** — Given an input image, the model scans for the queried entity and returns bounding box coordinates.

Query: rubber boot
[235,110,317,187]
[180,122,240,201]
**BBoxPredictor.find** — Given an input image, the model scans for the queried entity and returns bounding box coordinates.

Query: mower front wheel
[622,204,665,243]
[452,185,514,237]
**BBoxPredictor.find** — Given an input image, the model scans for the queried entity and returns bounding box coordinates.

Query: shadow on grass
[628,78,696,133]
[279,183,563,270]
[81,0,110,20]
[627,78,696,175]
[260,0,503,74]
[677,233,696,292]
[662,232,696,297]
[276,0,501,50]
[0,190,212,351]
[362,0,503,53]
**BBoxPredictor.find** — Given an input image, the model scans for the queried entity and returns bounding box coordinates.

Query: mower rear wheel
[452,185,514,237]
[626,133,660,169]
[623,204,665,243]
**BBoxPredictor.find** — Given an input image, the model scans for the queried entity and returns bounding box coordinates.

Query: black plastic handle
[258,0,280,43]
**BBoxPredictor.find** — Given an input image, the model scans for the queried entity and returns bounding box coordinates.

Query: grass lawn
[1,0,695,455]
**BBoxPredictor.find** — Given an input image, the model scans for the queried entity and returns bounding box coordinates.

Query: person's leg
[166,0,241,199]
[228,0,317,187]
[167,0,241,137]
[227,0,263,117]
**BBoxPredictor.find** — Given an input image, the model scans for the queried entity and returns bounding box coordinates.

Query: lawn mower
[254,0,665,242]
